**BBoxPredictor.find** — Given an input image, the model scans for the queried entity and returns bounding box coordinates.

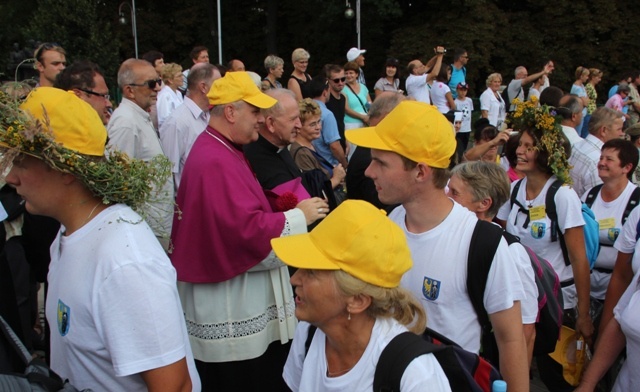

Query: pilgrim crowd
[2,41,640,392]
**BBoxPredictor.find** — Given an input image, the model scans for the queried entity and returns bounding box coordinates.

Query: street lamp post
[118,0,138,59]
[345,0,361,49]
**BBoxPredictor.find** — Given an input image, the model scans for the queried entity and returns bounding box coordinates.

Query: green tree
[23,0,121,89]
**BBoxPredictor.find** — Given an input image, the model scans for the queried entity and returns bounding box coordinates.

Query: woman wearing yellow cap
[272,200,451,391]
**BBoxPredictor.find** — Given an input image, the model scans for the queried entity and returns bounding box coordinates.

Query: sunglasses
[128,78,162,90]
[78,88,110,101]
[331,77,346,83]
[35,42,62,62]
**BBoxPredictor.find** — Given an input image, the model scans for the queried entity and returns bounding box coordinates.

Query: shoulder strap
[346,83,369,114]
[304,324,317,358]
[373,332,436,392]
[546,179,571,265]
[466,220,504,337]
[510,179,523,208]
[623,186,640,225]
[502,230,520,245]
[584,184,603,208]
[0,315,31,367]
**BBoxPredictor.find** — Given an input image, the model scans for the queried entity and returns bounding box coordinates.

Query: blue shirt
[448,65,466,99]
[311,100,341,167]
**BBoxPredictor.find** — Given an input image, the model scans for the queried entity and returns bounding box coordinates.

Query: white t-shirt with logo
[497,177,585,309]
[390,202,524,353]
[614,205,640,276]
[454,97,474,134]
[582,182,638,299]
[283,318,451,392]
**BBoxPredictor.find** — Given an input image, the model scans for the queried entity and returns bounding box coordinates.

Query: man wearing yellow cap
[170,72,329,390]
[346,101,529,391]
[0,88,199,390]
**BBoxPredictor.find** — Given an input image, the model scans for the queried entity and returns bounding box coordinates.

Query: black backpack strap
[510,179,531,228]
[0,315,31,367]
[501,230,520,245]
[545,179,571,265]
[584,184,603,209]
[466,220,504,367]
[623,186,640,225]
[373,332,436,392]
[304,324,317,358]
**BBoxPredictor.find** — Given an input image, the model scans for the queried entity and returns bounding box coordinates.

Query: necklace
[83,202,102,226]
[326,364,355,377]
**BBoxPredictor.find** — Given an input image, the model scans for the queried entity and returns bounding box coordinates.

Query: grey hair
[515,66,526,78]
[485,73,502,87]
[450,161,511,219]
[264,55,284,71]
[187,63,217,91]
[292,48,310,63]
[369,93,405,124]
[117,58,151,89]
[262,88,296,117]
[589,107,624,136]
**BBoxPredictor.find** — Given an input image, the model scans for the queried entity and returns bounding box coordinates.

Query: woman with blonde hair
[156,62,183,127]
[571,66,590,136]
[273,200,451,392]
[287,48,312,100]
[290,98,346,191]
[479,73,506,127]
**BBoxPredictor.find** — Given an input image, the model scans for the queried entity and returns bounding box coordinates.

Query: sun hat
[0,86,171,210]
[346,100,456,168]
[207,71,277,109]
[271,200,412,288]
[346,47,366,62]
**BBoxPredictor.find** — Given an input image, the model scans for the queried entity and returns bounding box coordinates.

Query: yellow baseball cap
[19,87,107,157]
[271,200,412,288]
[207,71,277,109]
[346,100,456,168]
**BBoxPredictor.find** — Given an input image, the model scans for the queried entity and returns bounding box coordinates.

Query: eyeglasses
[128,78,162,90]
[78,88,110,101]
[331,77,346,83]
[35,42,62,62]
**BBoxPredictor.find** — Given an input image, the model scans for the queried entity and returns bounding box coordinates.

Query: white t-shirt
[614,205,640,276]
[454,97,474,133]
[46,205,200,392]
[508,241,539,324]
[390,202,524,353]
[581,182,638,299]
[430,81,452,114]
[497,176,585,309]
[157,85,184,128]
[479,88,505,128]
[283,319,451,392]
[612,275,640,392]
[405,73,431,104]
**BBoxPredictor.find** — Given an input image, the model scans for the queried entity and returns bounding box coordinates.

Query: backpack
[467,221,565,360]
[501,85,520,113]
[305,324,502,392]
[0,316,84,392]
[510,178,600,268]
[584,184,640,248]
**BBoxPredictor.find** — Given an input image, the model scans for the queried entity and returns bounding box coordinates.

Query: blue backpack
[511,179,600,269]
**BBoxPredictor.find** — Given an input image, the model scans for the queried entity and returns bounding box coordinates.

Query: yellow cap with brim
[18,87,107,157]
[207,71,277,109]
[271,200,412,288]
[346,100,456,169]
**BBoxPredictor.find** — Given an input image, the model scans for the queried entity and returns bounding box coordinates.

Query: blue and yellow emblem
[422,276,441,301]
[531,222,546,239]
[608,228,620,242]
[57,299,70,336]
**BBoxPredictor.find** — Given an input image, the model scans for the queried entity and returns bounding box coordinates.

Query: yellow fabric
[19,87,107,157]
[207,71,277,109]
[548,326,589,386]
[271,200,412,288]
[346,101,456,169]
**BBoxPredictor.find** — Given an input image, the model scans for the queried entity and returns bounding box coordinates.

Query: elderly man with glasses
[107,58,174,250]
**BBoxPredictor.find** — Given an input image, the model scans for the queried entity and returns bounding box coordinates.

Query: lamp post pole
[356,0,360,49]
[217,0,222,64]
[118,1,138,58]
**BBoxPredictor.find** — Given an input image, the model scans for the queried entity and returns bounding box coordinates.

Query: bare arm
[445,91,456,111]
[598,251,633,343]
[564,226,594,343]
[575,317,626,392]
[523,323,536,368]
[330,164,346,189]
[520,63,552,87]
[287,78,303,101]
[141,358,192,392]
[343,92,369,123]
[425,50,445,84]
[462,130,510,161]
[489,303,529,392]
[329,140,349,169]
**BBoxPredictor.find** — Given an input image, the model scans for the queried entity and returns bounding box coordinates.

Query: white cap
[454,112,463,123]
[346,47,366,62]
